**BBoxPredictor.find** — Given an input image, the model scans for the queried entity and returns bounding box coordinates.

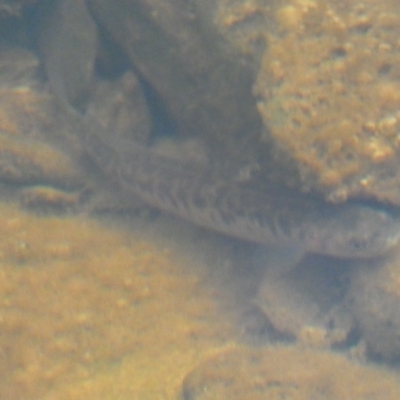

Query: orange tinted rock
[253,0,400,204]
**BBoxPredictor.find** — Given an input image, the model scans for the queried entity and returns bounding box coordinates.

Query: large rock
[182,346,400,400]
[253,0,400,204]
[85,0,400,205]
[87,0,265,173]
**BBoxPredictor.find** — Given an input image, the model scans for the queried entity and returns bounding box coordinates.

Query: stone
[182,345,400,400]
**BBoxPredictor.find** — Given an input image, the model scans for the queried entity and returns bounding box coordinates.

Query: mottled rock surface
[349,251,400,361]
[0,202,235,399]
[253,0,400,204]
[194,0,400,204]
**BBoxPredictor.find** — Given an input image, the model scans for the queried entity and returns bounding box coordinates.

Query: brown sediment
[0,202,234,399]
[1,196,399,399]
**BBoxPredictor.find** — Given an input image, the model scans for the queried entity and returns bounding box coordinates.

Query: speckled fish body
[82,116,400,260]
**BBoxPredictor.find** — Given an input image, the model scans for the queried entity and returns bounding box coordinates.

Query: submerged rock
[0,45,153,212]
[190,1,400,205]
[87,0,264,172]
[182,345,400,400]
[253,0,400,204]
[348,251,400,362]
[255,255,353,348]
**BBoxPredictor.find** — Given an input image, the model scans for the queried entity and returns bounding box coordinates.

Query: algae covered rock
[136,0,400,205]
[254,0,400,204]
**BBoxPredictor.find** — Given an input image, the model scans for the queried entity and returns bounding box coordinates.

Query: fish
[37,0,400,261]
[81,112,400,260]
